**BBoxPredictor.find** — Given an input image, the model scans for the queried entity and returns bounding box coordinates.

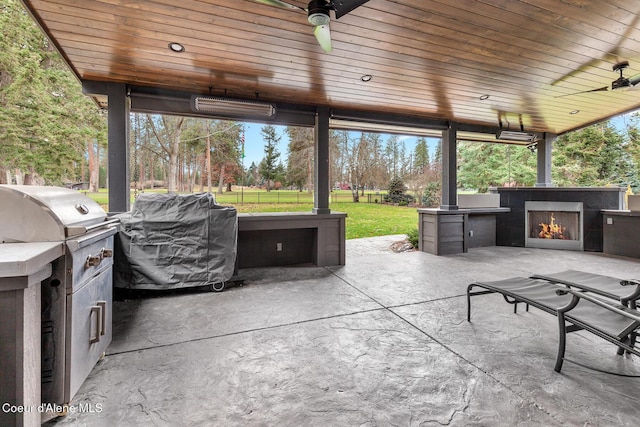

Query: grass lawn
[84,189,418,240]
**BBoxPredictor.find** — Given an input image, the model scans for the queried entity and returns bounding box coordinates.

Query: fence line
[214,191,387,204]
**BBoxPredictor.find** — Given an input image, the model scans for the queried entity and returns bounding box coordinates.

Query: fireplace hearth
[525,201,583,250]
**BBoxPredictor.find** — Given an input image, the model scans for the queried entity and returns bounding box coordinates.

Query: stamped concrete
[44,237,640,426]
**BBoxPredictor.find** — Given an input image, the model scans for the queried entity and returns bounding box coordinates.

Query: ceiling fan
[554,61,640,98]
[253,0,370,52]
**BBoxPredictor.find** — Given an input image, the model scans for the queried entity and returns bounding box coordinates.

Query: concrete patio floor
[45,236,640,426]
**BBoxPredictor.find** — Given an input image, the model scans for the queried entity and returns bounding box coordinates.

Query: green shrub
[383,176,415,205]
[387,176,406,195]
[384,193,415,205]
[406,228,419,248]
[421,182,441,207]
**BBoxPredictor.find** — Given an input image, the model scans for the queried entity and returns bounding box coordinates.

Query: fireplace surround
[494,187,624,252]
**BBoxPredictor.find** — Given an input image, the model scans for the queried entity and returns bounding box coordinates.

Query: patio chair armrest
[619,280,640,305]
[556,289,640,323]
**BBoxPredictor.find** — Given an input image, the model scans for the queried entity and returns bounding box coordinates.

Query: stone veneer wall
[492,187,624,252]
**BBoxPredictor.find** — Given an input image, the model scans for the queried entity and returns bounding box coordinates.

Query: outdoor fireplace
[525,201,583,250]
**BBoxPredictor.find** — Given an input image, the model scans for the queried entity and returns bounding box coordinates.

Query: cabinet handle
[89,305,102,344]
[97,300,106,336]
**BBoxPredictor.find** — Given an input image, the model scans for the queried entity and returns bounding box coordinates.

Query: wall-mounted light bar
[496,129,537,142]
[191,96,276,118]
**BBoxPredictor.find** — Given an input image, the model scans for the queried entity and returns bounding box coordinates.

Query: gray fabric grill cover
[114,193,237,289]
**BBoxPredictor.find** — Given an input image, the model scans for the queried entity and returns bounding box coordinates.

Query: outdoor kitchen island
[237,212,346,268]
[418,187,626,255]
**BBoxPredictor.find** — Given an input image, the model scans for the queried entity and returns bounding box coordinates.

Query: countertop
[0,241,64,278]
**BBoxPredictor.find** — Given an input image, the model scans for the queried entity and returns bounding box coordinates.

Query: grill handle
[97,301,106,336]
[66,218,120,237]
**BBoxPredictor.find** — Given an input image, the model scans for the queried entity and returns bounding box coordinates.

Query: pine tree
[258,125,281,191]
[414,138,430,173]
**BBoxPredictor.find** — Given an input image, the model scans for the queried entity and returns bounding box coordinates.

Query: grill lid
[0,185,108,242]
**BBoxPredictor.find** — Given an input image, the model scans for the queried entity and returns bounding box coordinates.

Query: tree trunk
[15,169,24,185]
[168,143,179,193]
[307,151,313,194]
[138,153,145,190]
[199,154,205,192]
[149,154,155,187]
[217,164,224,194]
[87,140,99,192]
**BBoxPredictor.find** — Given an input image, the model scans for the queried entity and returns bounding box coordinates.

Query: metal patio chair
[467,277,640,372]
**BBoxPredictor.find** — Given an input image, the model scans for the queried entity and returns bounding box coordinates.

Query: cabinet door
[65,267,112,402]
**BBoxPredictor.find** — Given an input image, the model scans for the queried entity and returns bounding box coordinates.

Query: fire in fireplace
[525,201,584,250]
[530,211,579,240]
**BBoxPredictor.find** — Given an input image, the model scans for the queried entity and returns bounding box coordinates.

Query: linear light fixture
[496,129,537,143]
[329,119,443,137]
[191,96,276,118]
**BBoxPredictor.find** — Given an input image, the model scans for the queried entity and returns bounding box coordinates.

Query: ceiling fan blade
[332,0,370,19]
[252,0,304,11]
[551,58,603,86]
[554,86,608,98]
[313,24,332,52]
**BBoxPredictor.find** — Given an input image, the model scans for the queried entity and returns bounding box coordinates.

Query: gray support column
[440,122,458,210]
[106,84,131,212]
[535,133,555,187]
[313,107,331,214]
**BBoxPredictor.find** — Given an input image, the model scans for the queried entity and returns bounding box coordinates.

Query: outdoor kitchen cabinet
[602,210,640,258]
[0,241,64,427]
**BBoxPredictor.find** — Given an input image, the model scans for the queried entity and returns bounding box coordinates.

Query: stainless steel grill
[0,185,118,405]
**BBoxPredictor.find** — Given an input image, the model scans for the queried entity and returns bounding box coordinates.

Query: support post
[313,107,331,214]
[106,84,131,212]
[83,81,131,213]
[440,122,458,210]
[536,133,555,187]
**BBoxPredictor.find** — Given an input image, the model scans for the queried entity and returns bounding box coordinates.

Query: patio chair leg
[555,312,568,373]
[466,285,473,322]
[628,301,638,355]
[617,300,637,356]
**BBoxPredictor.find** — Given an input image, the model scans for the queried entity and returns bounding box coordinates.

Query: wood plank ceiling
[21,0,640,136]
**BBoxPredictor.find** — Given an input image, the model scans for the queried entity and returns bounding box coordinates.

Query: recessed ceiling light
[168,42,185,53]
[570,110,580,114]
[361,74,372,82]
[479,94,490,100]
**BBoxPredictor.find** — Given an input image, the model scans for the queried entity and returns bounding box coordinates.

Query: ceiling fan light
[308,11,330,26]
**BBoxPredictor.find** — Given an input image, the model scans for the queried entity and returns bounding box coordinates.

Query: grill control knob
[85,255,102,268]
[75,203,90,215]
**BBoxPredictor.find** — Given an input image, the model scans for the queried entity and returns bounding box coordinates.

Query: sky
[238,122,438,168]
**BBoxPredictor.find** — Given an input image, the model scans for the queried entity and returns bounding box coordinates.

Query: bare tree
[147,114,185,193]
